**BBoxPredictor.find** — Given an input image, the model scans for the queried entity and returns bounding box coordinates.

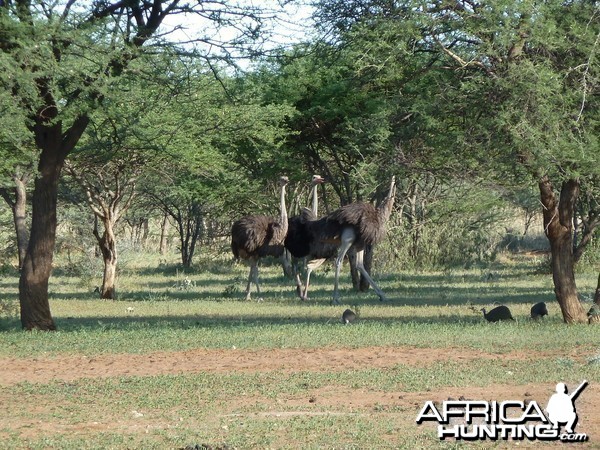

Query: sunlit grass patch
[2,353,598,449]
[1,253,599,448]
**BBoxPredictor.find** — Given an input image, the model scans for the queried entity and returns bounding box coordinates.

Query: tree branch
[432,36,496,78]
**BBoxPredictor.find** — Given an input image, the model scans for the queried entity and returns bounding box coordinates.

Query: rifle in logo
[546,380,588,434]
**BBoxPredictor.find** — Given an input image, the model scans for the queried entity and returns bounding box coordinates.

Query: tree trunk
[594,272,600,307]
[590,273,600,324]
[182,249,192,268]
[19,144,63,330]
[94,217,118,299]
[94,216,101,258]
[176,206,203,268]
[179,218,190,268]
[0,174,30,270]
[141,218,149,248]
[539,176,587,324]
[179,219,195,268]
[101,252,117,299]
[19,118,88,330]
[159,213,170,255]
[13,176,29,270]
[406,181,420,260]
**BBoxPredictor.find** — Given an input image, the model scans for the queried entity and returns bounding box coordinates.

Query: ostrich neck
[280,184,288,233]
[378,177,396,222]
[311,183,319,216]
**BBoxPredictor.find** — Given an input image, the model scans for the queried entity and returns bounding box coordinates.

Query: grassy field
[0,252,599,449]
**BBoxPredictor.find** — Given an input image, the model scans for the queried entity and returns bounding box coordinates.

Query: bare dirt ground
[1,345,598,448]
[0,345,593,386]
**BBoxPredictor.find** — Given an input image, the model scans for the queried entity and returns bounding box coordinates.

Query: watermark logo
[416,380,588,442]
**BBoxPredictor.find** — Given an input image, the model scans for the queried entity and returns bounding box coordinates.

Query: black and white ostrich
[296,176,396,303]
[284,174,325,296]
[231,176,289,300]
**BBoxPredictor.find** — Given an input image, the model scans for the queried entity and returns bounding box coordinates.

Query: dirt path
[1,345,598,447]
[0,345,591,386]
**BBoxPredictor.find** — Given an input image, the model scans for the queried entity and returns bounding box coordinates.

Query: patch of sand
[0,345,587,386]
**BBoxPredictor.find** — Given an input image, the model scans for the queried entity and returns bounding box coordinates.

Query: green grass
[1,358,598,449]
[1,252,599,448]
[0,307,598,358]
[1,253,598,357]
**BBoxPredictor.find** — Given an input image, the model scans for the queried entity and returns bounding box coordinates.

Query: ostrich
[231,176,289,300]
[284,174,325,296]
[299,176,396,304]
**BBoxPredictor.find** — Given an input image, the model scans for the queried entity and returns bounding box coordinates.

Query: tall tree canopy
[0,0,288,330]
[311,0,599,322]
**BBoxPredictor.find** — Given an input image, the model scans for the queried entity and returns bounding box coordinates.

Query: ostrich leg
[332,228,356,304]
[294,272,305,298]
[244,262,253,300]
[252,261,262,301]
[355,249,386,301]
[244,258,261,301]
[300,258,326,301]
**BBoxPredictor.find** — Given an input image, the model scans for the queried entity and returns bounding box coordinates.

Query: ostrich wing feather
[231,215,272,257]
[328,202,384,246]
[285,208,318,259]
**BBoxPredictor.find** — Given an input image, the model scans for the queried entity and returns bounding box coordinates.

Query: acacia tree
[65,154,141,300]
[427,1,599,323]
[259,45,398,206]
[147,179,210,268]
[0,0,284,330]
[142,67,293,267]
[64,56,178,298]
[313,0,599,323]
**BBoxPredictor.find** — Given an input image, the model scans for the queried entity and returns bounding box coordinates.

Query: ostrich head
[310,175,325,216]
[311,174,325,185]
[389,175,396,197]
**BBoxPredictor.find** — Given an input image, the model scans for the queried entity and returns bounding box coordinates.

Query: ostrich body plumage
[231,215,287,260]
[230,176,289,300]
[294,176,396,303]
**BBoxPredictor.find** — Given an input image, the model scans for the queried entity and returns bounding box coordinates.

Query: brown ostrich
[231,176,289,300]
[299,176,396,303]
[284,174,325,296]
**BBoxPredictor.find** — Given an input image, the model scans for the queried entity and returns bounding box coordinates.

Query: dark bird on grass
[341,308,357,324]
[587,303,600,324]
[481,305,515,322]
[231,176,289,300]
[181,444,230,450]
[296,176,396,304]
[530,302,549,320]
[284,174,326,299]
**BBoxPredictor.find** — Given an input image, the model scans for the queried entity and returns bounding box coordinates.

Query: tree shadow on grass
[0,298,567,334]
[0,311,514,333]
[44,267,554,307]
[0,265,559,332]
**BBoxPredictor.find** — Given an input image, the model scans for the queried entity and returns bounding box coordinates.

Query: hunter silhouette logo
[546,381,587,435]
[416,380,588,442]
